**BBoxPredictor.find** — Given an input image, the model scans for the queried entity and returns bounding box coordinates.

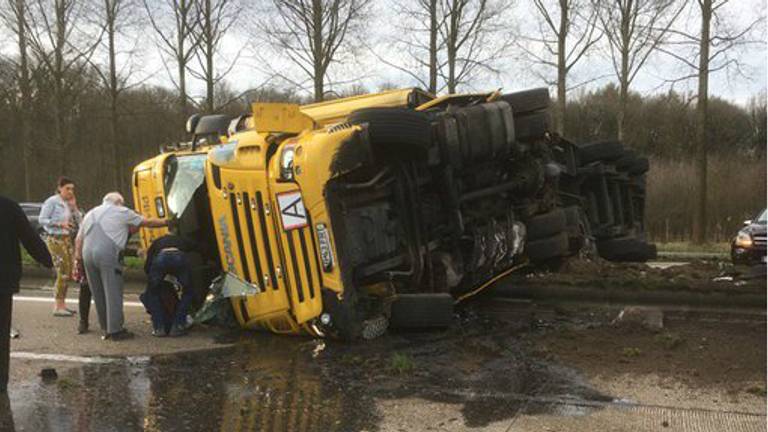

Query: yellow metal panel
[250,103,315,134]
[300,88,433,126]
[131,155,170,251]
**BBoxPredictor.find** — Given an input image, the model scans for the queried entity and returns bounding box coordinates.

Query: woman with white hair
[74,192,167,340]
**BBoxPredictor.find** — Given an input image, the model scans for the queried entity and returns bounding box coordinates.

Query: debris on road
[611,306,664,332]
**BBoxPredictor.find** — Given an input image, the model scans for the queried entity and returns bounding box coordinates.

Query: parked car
[731,208,767,265]
[20,202,45,236]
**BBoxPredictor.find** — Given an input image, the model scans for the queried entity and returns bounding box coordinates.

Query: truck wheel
[526,208,567,240]
[514,111,550,142]
[526,231,570,262]
[613,150,638,170]
[577,140,625,165]
[627,157,650,175]
[348,107,433,154]
[500,88,550,114]
[597,236,656,262]
[389,293,454,330]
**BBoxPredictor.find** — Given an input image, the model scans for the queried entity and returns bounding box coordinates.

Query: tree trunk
[54,0,67,175]
[177,1,188,129]
[312,0,324,102]
[692,0,711,244]
[555,0,567,135]
[428,0,437,94]
[617,7,631,142]
[107,0,120,191]
[204,0,214,113]
[16,0,32,199]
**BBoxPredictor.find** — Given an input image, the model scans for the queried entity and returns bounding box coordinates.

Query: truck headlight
[155,197,166,218]
[316,223,334,272]
[280,144,296,181]
[735,231,753,248]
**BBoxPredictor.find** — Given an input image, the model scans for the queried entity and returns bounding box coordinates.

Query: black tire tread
[526,231,570,262]
[577,140,625,165]
[527,208,567,240]
[500,88,551,114]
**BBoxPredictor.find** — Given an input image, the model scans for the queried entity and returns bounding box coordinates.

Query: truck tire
[514,111,550,142]
[577,140,625,165]
[526,231,570,262]
[348,107,433,153]
[389,293,454,329]
[614,150,638,170]
[500,88,550,114]
[627,157,650,175]
[596,236,656,262]
[526,208,567,240]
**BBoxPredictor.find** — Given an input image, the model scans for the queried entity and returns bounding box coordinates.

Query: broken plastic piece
[221,272,261,297]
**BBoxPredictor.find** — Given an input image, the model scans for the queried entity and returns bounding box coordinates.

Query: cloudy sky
[169,0,766,105]
[4,0,764,105]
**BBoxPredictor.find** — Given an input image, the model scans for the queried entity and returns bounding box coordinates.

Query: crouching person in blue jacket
[141,234,194,337]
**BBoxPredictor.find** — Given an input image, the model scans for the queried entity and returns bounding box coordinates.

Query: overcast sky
[3,0,766,106]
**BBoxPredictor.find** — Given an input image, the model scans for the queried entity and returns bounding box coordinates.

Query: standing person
[67,196,91,334]
[74,192,167,341]
[142,234,195,337]
[39,177,79,316]
[0,195,53,393]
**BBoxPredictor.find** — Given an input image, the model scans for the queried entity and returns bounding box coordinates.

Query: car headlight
[280,144,296,181]
[735,231,753,248]
[316,223,334,271]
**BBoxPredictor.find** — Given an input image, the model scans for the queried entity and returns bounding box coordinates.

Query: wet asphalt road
[2,288,766,431]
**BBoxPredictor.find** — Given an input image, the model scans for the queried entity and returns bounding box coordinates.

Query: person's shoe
[151,327,167,337]
[103,329,134,341]
[77,321,89,334]
[168,324,187,337]
[53,309,74,317]
[65,308,77,315]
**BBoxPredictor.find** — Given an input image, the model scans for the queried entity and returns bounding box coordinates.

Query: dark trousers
[78,282,91,326]
[143,251,193,330]
[0,293,12,393]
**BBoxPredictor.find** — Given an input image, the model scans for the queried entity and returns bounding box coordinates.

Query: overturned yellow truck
[132,88,655,339]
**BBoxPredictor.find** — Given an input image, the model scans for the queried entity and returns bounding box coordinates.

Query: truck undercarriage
[316,89,654,338]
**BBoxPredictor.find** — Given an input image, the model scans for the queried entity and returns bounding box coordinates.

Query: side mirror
[186,114,202,134]
[743,220,752,226]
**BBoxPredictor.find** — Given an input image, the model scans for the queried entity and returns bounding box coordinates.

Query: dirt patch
[532,311,766,394]
[513,258,766,294]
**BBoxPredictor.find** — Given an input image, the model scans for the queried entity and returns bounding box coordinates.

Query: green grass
[655,242,730,254]
[390,353,415,374]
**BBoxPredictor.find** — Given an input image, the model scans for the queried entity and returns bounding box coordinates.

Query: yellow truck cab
[133,87,654,339]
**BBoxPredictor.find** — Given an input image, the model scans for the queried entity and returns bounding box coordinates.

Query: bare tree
[190,0,241,113]
[90,0,146,192]
[260,0,371,102]
[439,0,514,94]
[657,0,764,244]
[594,0,684,141]
[0,0,34,198]
[517,0,601,134]
[144,0,200,124]
[26,0,104,174]
[381,0,442,94]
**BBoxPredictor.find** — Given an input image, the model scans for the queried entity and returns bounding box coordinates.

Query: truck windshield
[165,154,207,217]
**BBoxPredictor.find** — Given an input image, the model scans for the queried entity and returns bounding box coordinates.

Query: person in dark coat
[0,195,53,393]
[141,234,195,337]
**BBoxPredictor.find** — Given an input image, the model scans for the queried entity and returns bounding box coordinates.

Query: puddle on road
[2,312,612,432]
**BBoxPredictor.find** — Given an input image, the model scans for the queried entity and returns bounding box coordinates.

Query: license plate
[277,191,308,230]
